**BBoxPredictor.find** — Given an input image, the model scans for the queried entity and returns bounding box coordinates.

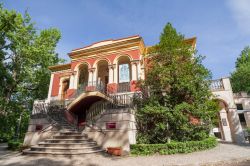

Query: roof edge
[48,63,71,72]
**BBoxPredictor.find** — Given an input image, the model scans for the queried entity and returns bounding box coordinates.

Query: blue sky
[3,0,250,78]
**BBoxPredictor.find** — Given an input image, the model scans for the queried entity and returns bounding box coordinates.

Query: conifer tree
[136,23,218,143]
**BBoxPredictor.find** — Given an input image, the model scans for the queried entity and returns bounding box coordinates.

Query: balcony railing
[117,82,130,93]
[69,81,106,99]
[68,81,132,101]
[86,93,137,123]
[210,79,224,91]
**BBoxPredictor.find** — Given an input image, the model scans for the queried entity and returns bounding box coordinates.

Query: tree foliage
[0,4,63,141]
[136,23,218,143]
[231,46,250,93]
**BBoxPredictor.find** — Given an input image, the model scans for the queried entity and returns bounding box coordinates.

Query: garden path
[0,143,250,166]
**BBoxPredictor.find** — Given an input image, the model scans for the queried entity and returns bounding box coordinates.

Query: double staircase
[23,129,104,155]
[24,100,104,155]
[26,86,140,156]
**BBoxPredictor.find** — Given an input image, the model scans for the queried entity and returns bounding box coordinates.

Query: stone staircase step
[60,129,78,132]
[38,142,97,148]
[45,139,91,143]
[23,149,104,156]
[30,146,101,153]
[59,132,82,136]
[53,135,88,139]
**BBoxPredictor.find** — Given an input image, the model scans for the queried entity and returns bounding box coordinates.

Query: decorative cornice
[72,35,140,52]
[71,47,139,62]
[68,37,142,59]
[48,63,71,72]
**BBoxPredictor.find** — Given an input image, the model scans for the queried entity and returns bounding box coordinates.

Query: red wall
[51,73,60,97]
[51,49,141,97]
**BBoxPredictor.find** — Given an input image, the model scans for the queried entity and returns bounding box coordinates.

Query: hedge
[8,140,23,150]
[130,137,217,155]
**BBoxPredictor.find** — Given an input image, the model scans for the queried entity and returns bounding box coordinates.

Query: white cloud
[227,0,250,34]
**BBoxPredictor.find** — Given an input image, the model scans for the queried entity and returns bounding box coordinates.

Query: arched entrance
[117,56,131,92]
[67,92,111,128]
[97,60,109,93]
[78,64,89,87]
[213,99,233,142]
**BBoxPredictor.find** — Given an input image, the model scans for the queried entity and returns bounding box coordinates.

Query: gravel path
[0,143,21,160]
[1,143,250,166]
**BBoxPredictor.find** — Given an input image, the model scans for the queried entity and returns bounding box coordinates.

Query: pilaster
[219,109,232,142]
[113,64,118,84]
[108,64,115,83]
[228,108,245,144]
[131,60,140,81]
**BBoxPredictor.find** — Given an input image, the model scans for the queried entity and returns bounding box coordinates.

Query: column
[113,64,118,84]
[47,73,54,101]
[69,72,75,89]
[88,68,93,86]
[107,64,117,94]
[92,68,97,85]
[73,69,79,89]
[108,65,114,83]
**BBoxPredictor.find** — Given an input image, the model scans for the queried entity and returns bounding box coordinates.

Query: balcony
[210,79,224,91]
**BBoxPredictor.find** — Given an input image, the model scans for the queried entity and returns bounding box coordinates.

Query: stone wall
[85,108,136,153]
[23,117,59,146]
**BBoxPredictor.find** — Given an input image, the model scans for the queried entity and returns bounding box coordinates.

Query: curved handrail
[86,93,136,124]
[32,100,78,130]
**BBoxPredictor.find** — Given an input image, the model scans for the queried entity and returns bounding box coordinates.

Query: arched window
[78,64,89,87]
[117,56,131,92]
[97,60,109,92]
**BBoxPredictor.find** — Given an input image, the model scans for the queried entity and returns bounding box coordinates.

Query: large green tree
[0,4,63,141]
[136,23,218,143]
[231,46,250,93]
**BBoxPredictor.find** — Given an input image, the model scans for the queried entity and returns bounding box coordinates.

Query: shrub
[8,140,22,151]
[246,128,250,134]
[130,137,217,155]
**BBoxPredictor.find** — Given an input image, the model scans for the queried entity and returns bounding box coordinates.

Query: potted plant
[107,147,122,156]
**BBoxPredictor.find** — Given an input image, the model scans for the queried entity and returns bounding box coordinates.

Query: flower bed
[130,137,217,155]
